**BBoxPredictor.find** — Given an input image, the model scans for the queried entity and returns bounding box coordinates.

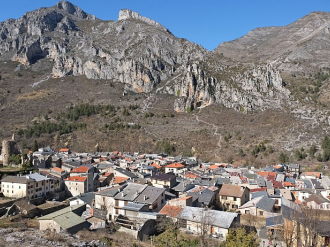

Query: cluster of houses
[1,147,330,246]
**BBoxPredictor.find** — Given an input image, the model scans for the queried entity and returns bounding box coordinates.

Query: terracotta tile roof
[272,181,284,188]
[51,167,65,173]
[219,184,248,197]
[250,187,267,193]
[208,164,221,170]
[283,182,295,187]
[113,176,129,184]
[159,205,183,217]
[305,172,321,178]
[258,171,277,177]
[150,163,162,169]
[185,172,200,179]
[166,163,184,168]
[65,176,86,182]
[59,148,70,152]
[273,165,281,169]
[71,166,89,173]
[125,158,133,162]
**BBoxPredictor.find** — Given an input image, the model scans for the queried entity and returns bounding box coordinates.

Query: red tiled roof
[71,166,89,173]
[150,163,162,169]
[208,164,221,170]
[305,172,321,178]
[65,176,86,182]
[272,181,284,188]
[113,176,129,184]
[51,167,65,172]
[283,182,295,187]
[250,187,267,193]
[258,171,277,177]
[166,163,184,168]
[159,205,182,217]
[59,148,70,152]
[185,172,200,179]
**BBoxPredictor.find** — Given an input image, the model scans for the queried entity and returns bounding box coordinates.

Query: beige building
[1,173,55,199]
[218,184,250,211]
[64,176,87,197]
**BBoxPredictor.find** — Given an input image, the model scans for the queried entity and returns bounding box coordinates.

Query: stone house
[218,184,250,211]
[150,173,176,189]
[176,206,239,240]
[64,176,87,197]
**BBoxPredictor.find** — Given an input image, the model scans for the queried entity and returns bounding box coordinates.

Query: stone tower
[2,139,18,166]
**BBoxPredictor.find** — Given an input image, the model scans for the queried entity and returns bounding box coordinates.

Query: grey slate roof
[266,215,284,227]
[1,176,33,184]
[256,177,266,187]
[151,173,176,181]
[251,191,267,199]
[97,185,125,197]
[187,188,215,206]
[134,186,165,204]
[115,168,137,178]
[172,182,195,192]
[74,192,95,206]
[321,176,330,189]
[114,183,147,201]
[310,179,324,189]
[256,196,275,212]
[177,206,238,229]
[303,179,313,188]
[122,202,148,212]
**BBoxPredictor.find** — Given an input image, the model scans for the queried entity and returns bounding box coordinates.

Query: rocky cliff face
[0,1,322,114]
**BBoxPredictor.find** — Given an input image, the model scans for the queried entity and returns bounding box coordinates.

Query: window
[222,196,227,200]
[245,210,250,214]
[259,211,264,216]
[232,205,238,209]
[7,185,9,188]
[233,197,237,201]
[19,186,21,189]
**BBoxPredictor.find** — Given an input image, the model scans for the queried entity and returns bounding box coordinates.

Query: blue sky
[1,1,329,50]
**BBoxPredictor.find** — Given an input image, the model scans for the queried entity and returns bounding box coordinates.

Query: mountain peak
[118,9,169,32]
[56,1,95,20]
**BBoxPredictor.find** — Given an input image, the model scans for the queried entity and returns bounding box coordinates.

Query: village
[0,137,330,247]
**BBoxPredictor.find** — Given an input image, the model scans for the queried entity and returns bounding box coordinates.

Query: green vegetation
[153,227,199,247]
[156,139,175,155]
[294,147,307,161]
[224,133,232,142]
[122,108,130,116]
[321,136,330,161]
[251,142,266,156]
[102,117,141,132]
[220,228,260,247]
[9,154,21,165]
[32,140,39,152]
[61,103,117,121]
[278,152,289,163]
[186,106,192,113]
[145,112,155,118]
[176,89,180,96]
[17,120,86,138]
[308,145,317,158]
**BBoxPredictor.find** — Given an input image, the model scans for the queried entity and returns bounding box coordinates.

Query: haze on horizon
[0,0,329,51]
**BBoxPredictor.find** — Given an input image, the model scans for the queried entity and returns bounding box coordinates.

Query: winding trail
[31,75,50,88]
[193,109,222,159]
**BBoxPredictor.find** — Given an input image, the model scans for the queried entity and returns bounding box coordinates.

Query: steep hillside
[0,2,330,167]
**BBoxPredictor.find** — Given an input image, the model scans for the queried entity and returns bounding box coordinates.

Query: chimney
[144,195,147,200]
[121,192,124,197]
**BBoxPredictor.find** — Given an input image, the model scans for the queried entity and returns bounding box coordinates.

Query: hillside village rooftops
[65,176,87,182]
[27,173,51,182]
[134,186,165,204]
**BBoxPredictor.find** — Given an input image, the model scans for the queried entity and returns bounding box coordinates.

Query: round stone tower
[2,138,17,166]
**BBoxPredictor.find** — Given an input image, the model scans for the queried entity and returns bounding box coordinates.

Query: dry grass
[17,89,53,101]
